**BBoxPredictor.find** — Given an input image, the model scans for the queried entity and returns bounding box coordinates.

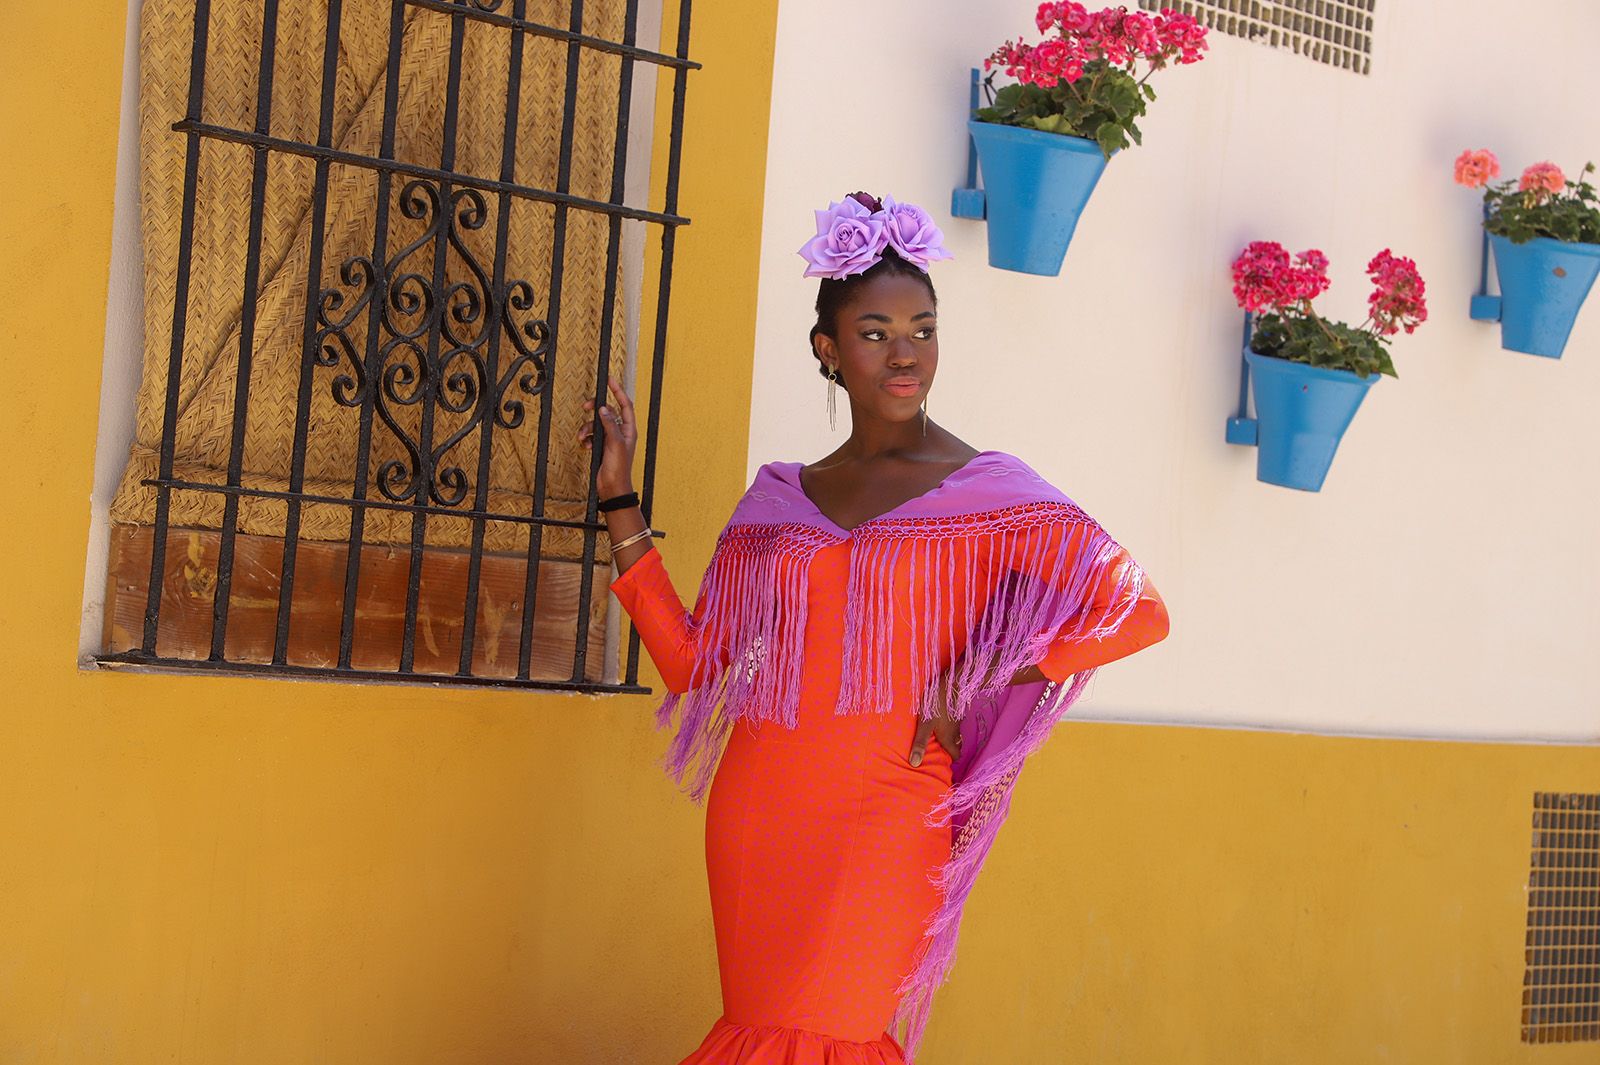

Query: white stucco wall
[746,0,1600,742]
[78,0,146,660]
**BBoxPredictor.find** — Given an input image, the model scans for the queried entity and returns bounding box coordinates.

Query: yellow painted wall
[2,5,1597,1065]
[934,726,1598,1065]
[1,1,775,1062]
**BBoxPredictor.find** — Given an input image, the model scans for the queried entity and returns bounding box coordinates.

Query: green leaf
[1105,81,1139,121]
[1025,113,1080,135]
[992,83,1024,109]
[1095,122,1126,158]
[1481,167,1600,246]
[1247,313,1407,377]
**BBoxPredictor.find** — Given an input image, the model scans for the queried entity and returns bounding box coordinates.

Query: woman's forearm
[977,591,1171,688]
[599,479,656,575]
[1035,593,1170,682]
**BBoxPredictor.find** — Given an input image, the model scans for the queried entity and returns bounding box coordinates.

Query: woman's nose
[888,338,917,364]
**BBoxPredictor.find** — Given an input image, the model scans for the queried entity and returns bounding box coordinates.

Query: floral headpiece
[797,191,954,280]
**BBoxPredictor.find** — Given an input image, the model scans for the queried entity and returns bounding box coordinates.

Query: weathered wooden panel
[104,524,610,682]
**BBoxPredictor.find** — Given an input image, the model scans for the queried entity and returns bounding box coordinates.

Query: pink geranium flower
[1230,241,1330,313]
[984,40,1034,81]
[1231,241,1427,379]
[1519,161,1566,196]
[1285,248,1331,304]
[990,3,1207,89]
[1453,148,1500,189]
[980,2,1208,175]
[1366,249,1428,336]
[1231,241,1290,313]
[1036,2,1091,34]
[1031,38,1082,83]
[1154,9,1208,64]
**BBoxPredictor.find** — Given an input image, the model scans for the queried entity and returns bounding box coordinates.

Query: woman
[579,192,1170,1064]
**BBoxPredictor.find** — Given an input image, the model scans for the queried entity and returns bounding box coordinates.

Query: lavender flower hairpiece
[797,190,954,279]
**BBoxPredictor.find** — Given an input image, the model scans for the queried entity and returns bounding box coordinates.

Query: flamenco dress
[608,473,1166,1064]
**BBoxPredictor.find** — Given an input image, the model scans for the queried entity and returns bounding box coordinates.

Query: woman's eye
[859,327,935,341]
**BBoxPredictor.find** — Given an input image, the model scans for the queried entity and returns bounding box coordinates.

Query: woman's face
[815,271,939,423]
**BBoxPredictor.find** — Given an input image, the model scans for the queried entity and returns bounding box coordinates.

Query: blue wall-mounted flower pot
[1486,234,1600,358]
[1246,350,1381,492]
[966,119,1110,276]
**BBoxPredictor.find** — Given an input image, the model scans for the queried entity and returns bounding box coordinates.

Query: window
[1138,0,1374,75]
[93,0,696,692]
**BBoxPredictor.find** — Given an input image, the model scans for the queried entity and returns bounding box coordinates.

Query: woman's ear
[812,329,836,371]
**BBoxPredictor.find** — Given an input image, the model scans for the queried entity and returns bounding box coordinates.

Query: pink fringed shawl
[645,449,1146,1062]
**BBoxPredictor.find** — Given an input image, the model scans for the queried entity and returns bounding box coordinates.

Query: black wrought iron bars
[98,0,698,693]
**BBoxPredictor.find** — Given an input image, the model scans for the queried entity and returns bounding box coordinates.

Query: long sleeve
[608,542,715,695]
[1035,549,1169,682]
[979,511,1171,684]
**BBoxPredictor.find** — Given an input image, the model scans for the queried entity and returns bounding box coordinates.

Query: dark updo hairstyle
[808,245,938,392]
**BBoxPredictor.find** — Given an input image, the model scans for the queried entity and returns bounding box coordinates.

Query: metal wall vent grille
[1523,792,1600,1044]
[1137,1,1373,75]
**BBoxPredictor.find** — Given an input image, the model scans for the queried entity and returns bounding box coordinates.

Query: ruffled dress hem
[676,1016,906,1064]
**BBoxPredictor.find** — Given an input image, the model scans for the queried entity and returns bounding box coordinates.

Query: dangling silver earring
[921,393,928,437]
[827,366,839,431]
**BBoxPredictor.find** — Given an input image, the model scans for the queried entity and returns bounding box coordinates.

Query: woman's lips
[883,378,922,396]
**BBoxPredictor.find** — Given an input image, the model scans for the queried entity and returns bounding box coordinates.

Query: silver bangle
[610,526,653,552]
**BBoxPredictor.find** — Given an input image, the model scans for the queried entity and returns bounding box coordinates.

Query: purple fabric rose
[881,195,954,271]
[798,197,889,279]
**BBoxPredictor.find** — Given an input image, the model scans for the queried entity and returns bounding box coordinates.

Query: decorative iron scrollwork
[315,256,376,407]
[319,178,551,507]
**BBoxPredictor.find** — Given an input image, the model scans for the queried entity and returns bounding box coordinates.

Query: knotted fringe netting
[644,500,1146,1061]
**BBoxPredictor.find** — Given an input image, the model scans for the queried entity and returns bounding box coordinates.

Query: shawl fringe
[645,499,1145,1063]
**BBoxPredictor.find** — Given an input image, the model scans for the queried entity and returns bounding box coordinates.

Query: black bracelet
[597,490,640,513]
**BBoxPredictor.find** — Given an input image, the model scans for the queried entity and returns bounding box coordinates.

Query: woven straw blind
[110,0,634,559]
